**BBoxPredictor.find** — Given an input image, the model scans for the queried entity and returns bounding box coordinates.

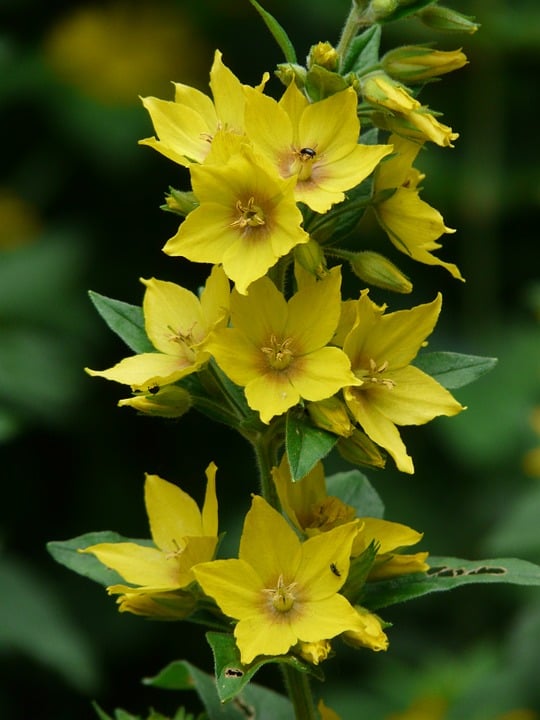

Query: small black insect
[330,563,341,577]
[148,384,160,395]
[299,147,317,159]
[224,667,244,678]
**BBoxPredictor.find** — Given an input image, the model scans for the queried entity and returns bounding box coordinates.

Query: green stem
[336,1,371,68]
[281,665,318,720]
[251,423,283,509]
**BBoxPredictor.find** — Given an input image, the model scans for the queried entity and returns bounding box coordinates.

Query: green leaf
[326,469,385,519]
[285,409,338,482]
[89,290,153,353]
[413,351,498,389]
[0,554,98,691]
[206,631,321,704]
[360,556,540,610]
[47,531,153,586]
[247,0,297,64]
[145,659,244,720]
[305,66,349,102]
[341,25,381,75]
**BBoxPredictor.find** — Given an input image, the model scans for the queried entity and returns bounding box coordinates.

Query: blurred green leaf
[483,484,540,558]
[47,531,152,586]
[413,351,497,389]
[341,25,381,74]
[89,291,153,353]
[0,554,97,691]
[247,0,297,64]
[326,469,385,519]
[286,409,338,482]
[360,556,540,610]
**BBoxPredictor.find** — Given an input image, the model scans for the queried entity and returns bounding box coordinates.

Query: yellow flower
[163,146,309,295]
[82,463,219,602]
[86,265,229,390]
[342,290,465,473]
[342,605,389,652]
[272,456,427,575]
[139,49,266,166]
[206,267,360,423]
[244,82,393,213]
[362,73,458,147]
[373,134,464,280]
[193,495,363,664]
[382,46,468,83]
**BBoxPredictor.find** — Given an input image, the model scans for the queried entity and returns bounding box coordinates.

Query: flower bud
[296,639,332,665]
[382,46,468,82]
[294,239,327,278]
[417,6,480,34]
[307,397,355,438]
[364,0,399,21]
[360,72,419,114]
[342,606,389,652]
[307,41,339,72]
[337,428,386,469]
[163,188,198,217]
[118,385,192,418]
[275,63,307,89]
[350,251,413,294]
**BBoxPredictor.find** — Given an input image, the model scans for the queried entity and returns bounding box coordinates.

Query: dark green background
[1,1,539,718]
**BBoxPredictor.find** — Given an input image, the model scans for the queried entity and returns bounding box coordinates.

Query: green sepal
[306,180,372,246]
[88,291,153,353]
[413,351,498,389]
[360,556,540,611]
[285,408,338,482]
[247,0,297,64]
[326,469,385,519]
[47,531,153,586]
[342,541,379,603]
[304,65,349,102]
[92,704,142,720]
[377,0,438,24]
[145,651,296,718]
[341,25,381,75]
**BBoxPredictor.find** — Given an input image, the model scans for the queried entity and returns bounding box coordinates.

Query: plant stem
[281,665,318,720]
[251,425,282,509]
[336,1,371,68]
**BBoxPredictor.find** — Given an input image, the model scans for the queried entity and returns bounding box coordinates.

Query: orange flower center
[261,334,294,370]
[231,196,266,229]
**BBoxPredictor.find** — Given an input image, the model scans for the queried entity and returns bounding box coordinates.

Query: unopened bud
[307,397,355,437]
[307,42,339,72]
[417,6,480,34]
[296,639,332,665]
[163,188,198,216]
[337,428,386,469]
[365,0,399,21]
[360,72,419,114]
[275,63,307,89]
[350,251,412,294]
[118,385,192,418]
[382,46,468,82]
[294,239,327,278]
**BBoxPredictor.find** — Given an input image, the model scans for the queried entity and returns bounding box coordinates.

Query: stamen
[261,335,294,370]
[230,197,265,229]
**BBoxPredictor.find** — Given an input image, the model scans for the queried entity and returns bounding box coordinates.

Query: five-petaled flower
[342,290,465,473]
[244,82,393,213]
[193,495,364,664]
[82,463,219,610]
[86,265,229,391]
[206,267,361,423]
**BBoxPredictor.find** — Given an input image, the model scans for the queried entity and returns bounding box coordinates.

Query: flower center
[261,335,294,370]
[265,574,297,613]
[290,145,318,181]
[362,358,396,389]
[231,197,266,229]
[167,324,199,361]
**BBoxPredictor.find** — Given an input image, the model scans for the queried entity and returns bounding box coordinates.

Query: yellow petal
[85,352,200,389]
[145,474,203,551]
[83,542,179,587]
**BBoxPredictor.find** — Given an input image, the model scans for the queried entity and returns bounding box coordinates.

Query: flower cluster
[79,9,472,703]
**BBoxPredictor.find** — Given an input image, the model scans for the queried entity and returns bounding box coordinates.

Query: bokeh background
[1,0,539,718]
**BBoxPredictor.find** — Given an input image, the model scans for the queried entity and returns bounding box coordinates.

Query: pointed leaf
[341,25,381,75]
[247,0,297,64]
[286,410,338,482]
[89,290,153,353]
[326,469,385,519]
[413,351,497,389]
[47,532,153,586]
[360,556,540,610]
[206,631,322,704]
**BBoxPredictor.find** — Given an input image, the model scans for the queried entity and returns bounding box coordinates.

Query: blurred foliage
[0,0,539,718]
